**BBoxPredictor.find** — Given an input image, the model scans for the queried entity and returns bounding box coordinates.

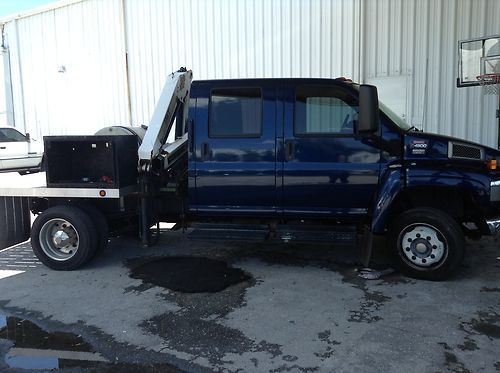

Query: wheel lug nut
[407,238,412,242]
[416,234,421,238]
[411,256,416,260]
[422,259,427,263]
[430,254,435,259]
[426,236,431,240]
[406,247,410,251]
[432,245,437,249]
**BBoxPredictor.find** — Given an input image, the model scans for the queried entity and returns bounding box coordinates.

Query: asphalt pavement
[0,227,499,372]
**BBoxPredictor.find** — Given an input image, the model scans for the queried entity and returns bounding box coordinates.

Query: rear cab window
[209,88,262,138]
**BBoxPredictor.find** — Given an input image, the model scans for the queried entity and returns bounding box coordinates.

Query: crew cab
[185,78,500,280]
[1,70,499,280]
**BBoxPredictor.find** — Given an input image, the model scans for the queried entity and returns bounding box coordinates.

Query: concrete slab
[0,231,499,372]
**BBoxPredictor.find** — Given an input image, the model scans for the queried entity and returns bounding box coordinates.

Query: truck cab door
[190,82,277,216]
[282,83,381,219]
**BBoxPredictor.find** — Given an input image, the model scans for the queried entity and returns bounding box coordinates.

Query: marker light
[488,159,497,170]
[99,190,107,197]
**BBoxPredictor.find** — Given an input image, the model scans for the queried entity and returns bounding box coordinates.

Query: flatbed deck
[0,172,137,199]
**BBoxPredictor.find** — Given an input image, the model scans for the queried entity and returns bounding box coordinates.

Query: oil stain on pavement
[127,256,280,366]
[0,315,184,372]
[128,256,252,293]
[462,309,500,339]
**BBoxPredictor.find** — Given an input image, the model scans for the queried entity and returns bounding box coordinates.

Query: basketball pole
[497,94,500,149]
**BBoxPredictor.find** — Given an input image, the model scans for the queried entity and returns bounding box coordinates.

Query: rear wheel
[388,207,464,280]
[31,206,98,270]
[75,203,109,255]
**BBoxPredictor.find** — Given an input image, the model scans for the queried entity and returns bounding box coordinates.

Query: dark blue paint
[187,78,500,231]
[281,82,381,216]
[371,167,403,234]
[189,81,278,216]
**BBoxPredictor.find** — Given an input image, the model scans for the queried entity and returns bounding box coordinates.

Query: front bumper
[490,180,500,202]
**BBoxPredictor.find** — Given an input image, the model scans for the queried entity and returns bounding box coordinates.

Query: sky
[0,0,56,17]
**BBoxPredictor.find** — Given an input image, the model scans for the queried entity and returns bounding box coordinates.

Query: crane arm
[138,68,193,167]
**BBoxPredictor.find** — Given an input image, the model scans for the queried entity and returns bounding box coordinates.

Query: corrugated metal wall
[2,0,500,147]
[123,0,361,127]
[3,0,129,139]
[364,0,500,147]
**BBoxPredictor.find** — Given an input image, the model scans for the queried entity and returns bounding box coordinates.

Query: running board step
[188,224,357,244]
[188,223,268,241]
[276,226,356,243]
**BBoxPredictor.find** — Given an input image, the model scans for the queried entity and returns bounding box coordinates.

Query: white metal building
[0,0,499,147]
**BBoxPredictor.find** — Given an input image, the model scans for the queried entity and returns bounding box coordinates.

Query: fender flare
[371,168,490,234]
[371,168,403,234]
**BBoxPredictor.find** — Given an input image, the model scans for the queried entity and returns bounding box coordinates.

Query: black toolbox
[44,136,138,188]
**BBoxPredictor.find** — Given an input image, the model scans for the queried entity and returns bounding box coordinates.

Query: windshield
[379,101,411,131]
[0,128,27,142]
[348,83,411,131]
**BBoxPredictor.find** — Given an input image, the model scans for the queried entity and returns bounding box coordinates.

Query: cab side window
[0,128,27,142]
[295,86,358,136]
[209,88,262,138]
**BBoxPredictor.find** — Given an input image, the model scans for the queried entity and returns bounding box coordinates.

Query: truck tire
[31,206,98,270]
[388,207,464,281]
[75,203,109,255]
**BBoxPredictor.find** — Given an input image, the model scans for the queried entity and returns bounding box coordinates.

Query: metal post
[497,94,500,149]
[140,174,151,247]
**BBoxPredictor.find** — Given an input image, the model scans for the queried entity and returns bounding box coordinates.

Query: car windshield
[0,128,26,142]
[379,101,411,131]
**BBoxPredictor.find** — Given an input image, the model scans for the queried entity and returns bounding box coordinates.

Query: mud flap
[0,197,31,250]
[360,227,373,267]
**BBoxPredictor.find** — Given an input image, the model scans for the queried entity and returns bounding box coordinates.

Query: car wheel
[31,206,98,270]
[388,207,465,281]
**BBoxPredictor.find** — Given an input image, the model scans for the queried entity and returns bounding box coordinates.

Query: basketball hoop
[477,73,500,95]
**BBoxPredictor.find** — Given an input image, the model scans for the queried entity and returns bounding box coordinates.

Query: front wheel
[388,208,465,281]
[31,206,98,270]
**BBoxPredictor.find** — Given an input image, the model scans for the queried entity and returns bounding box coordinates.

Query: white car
[0,126,43,174]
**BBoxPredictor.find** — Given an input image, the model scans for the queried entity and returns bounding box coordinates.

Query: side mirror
[357,85,379,134]
[25,133,31,142]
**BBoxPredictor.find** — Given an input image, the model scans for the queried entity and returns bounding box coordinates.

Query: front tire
[31,206,98,270]
[388,208,464,281]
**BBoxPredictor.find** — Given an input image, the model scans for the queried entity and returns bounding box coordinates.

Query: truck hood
[404,131,500,161]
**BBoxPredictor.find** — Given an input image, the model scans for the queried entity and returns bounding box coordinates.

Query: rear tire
[31,206,98,270]
[75,203,109,256]
[388,207,464,281]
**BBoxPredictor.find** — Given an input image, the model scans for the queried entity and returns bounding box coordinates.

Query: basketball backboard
[457,34,500,87]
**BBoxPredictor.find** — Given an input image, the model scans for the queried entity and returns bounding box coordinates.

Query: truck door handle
[201,142,210,161]
[0,146,6,150]
[285,140,295,161]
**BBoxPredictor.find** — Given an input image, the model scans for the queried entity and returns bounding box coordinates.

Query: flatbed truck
[1,68,500,280]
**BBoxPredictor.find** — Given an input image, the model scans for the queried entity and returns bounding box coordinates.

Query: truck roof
[192,77,357,85]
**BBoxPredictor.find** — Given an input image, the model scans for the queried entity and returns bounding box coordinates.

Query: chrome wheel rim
[399,223,446,268]
[39,218,80,261]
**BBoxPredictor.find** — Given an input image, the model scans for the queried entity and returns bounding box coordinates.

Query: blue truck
[1,69,499,280]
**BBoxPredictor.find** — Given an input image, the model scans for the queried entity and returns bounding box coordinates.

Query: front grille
[449,142,483,160]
